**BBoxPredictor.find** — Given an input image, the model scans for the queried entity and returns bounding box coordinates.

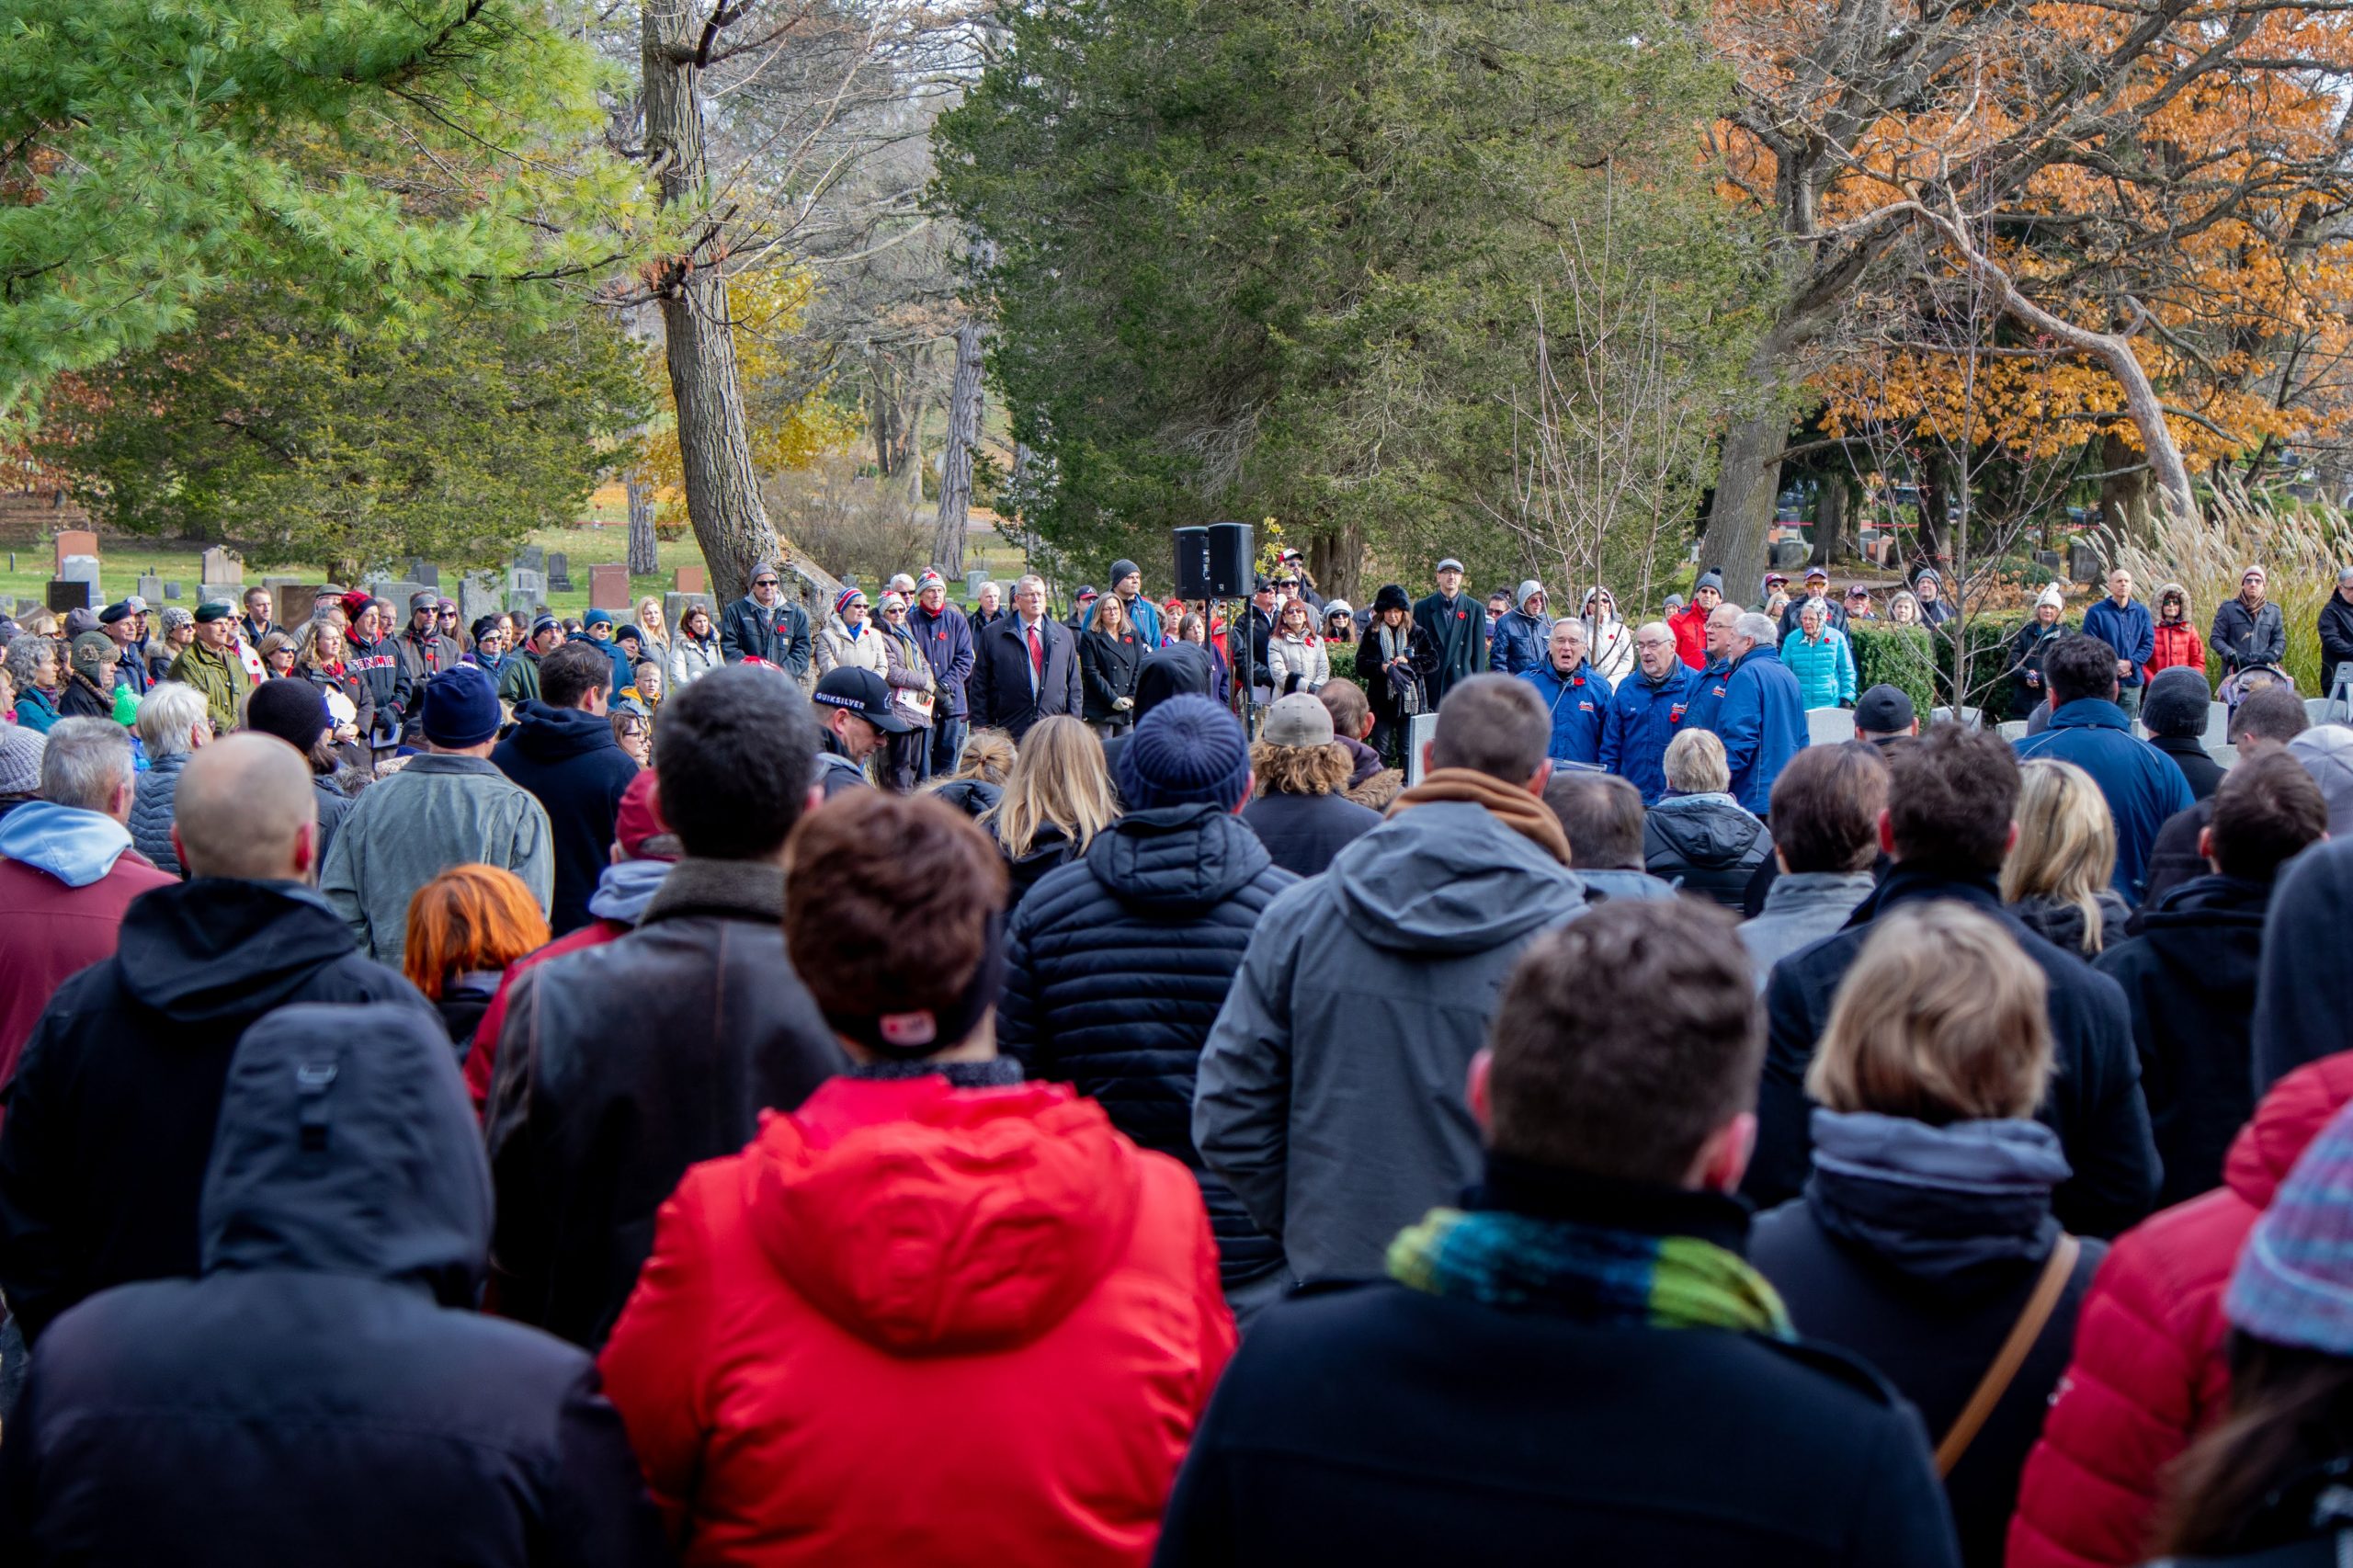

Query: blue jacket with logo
[1521,662,1614,767]
[1717,644,1807,815]
[1684,656,1733,736]
[907,600,976,718]
[1600,664,1698,804]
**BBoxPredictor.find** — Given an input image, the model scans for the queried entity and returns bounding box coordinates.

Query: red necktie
[1029,622,1044,677]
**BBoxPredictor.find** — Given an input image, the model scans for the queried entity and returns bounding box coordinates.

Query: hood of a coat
[1804,1110,2069,1289]
[1332,800,1583,954]
[1338,734,1384,789]
[1648,793,1766,869]
[2227,1051,2353,1210]
[0,799,134,887]
[505,699,620,763]
[1759,869,1877,917]
[201,1000,488,1305]
[585,855,673,926]
[2010,890,2129,955]
[1516,579,1544,612]
[2137,872,2272,937]
[1085,801,1272,912]
[1132,643,1212,718]
[119,879,372,1022]
[749,1074,1138,1354]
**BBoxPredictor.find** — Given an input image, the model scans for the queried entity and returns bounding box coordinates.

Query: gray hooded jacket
[1194,799,1586,1281]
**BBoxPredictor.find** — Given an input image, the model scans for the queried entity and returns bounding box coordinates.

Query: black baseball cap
[1854,685,1916,735]
[813,666,915,733]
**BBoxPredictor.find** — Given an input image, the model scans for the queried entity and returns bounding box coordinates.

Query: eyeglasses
[884,608,906,616]
[1634,636,1673,650]
[754,577,779,587]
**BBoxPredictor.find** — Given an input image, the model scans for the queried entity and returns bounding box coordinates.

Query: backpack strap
[1936,1233,2080,1478]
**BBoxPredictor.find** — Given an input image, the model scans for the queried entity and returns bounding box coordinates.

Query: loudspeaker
[1173,526,1212,599]
[1206,521,1255,597]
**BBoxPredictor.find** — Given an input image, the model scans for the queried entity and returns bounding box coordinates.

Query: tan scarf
[1386,767,1571,866]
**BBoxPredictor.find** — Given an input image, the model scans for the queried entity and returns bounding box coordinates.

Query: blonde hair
[1808,903,2053,1123]
[1089,593,1127,634]
[978,715,1118,858]
[943,728,1017,786]
[1251,739,1351,797]
[293,618,346,671]
[1664,727,1730,794]
[634,596,666,640]
[2002,758,2118,953]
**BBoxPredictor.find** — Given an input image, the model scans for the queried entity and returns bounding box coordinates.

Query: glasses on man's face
[754,577,779,588]
[1635,636,1673,651]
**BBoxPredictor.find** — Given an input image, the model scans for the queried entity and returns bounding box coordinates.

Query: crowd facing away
[4,544,2353,1564]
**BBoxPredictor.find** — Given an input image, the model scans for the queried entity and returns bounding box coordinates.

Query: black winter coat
[2140,798,2216,915]
[1750,1115,2105,1568]
[1156,1157,1962,1568]
[0,881,433,1345]
[1643,793,1774,910]
[993,819,1086,913]
[1747,866,2161,1239]
[999,803,1298,1286]
[1353,620,1438,724]
[1079,627,1144,722]
[1240,789,1383,879]
[485,857,844,1348]
[2097,874,2276,1207]
[2323,592,2353,695]
[490,701,641,937]
[1411,590,1488,704]
[57,673,113,720]
[2153,732,2228,801]
[0,1002,668,1568]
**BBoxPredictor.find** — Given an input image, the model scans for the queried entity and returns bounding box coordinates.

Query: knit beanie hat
[1116,694,1250,811]
[244,677,332,754]
[1696,568,1725,596]
[70,631,117,680]
[2037,583,2066,611]
[160,607,193,633]
[1110,558,1142,587]
[834,586,866,621]
[583,608,615,630]
[2228,1099,2353,1354]
[2143,667,2211,739]
[420,665,502,748]
[0,723,45,796]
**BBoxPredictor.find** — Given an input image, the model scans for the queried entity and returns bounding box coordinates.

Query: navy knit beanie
[421,665,502,748]
[1117,694,1250,810]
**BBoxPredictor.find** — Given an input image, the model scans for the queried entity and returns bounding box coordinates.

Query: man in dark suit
[1413,557,1488,706]
[969,574,1085,739]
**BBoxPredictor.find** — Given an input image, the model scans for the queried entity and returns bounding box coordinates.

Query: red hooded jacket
[1668,601,1711,669]
[599,1073,1234,1567]
[2005,1051,2353,1568]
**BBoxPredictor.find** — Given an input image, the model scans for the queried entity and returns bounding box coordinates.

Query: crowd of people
[1,541,2352,1565]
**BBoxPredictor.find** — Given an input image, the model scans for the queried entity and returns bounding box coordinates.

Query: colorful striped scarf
[1387,1205,1793,1337]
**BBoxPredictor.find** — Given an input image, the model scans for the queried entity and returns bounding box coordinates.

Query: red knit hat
[614,771,676,860]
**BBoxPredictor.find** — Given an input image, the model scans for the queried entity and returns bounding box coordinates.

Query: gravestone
[547,552,574,592]
[1768,540,1810,569]
[457,571,501,631]
[59,555,100,595]
[2068,541,2105,585]
[51,530,98,574]
[514,543,546,574]
[506,590,544,616]
[163,582,182,600]
[137,574,165,606]
[47,579,95,614]
[587,563,629,611]
[2032,550,2063,578]
[964,567,990,599]
[200,585,244,609]
[663,592,715,633]
[199,546,243,585]
[507,566,547,601]
[405,559,441,588]
[367,580,431,618]
[673,564,708,595]
[276,584,322,626]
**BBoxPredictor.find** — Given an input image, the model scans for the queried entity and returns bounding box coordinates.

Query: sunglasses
[754,577,779,587]
[884,607,906,616]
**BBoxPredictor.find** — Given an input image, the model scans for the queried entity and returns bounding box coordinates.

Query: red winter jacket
[599,1073,1235,1568]
[0,840,175,1123]
[1669,602,1711,669]
[2005,1051,2353,1568]
[2146,619,2207,679]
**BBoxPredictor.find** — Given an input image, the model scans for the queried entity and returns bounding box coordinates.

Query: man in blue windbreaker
[2079,566,2155,724]
[1520,618,1612,767]
[1715,612,1806,815]
[1599,622,1695,804]
[1684,604,1740,736]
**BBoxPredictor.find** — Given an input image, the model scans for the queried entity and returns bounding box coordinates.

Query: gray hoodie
[1194,799,1586,1281]
[1738,870,1876,990]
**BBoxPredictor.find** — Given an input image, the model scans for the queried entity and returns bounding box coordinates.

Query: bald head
[170,733,319,881]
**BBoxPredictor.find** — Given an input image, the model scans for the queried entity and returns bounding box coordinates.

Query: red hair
[402,864,551,1000]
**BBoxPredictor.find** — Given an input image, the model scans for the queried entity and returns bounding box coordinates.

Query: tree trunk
[932,321,983,578]
[870,352,907,478]
[1809,477,1847,568]
[1308,520,1364,608]
[1699,405,1790,607]
[2097,429,2154,537]
[642,0,779,604]
[625,476,658,574]
[1917,449,1951,568]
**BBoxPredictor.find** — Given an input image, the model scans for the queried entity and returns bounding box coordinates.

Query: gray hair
[1014,574,1046,597]
[5,634,55,689]
[1664,728,1731,794]
[1550,617,1586,638]
[135,681,210,756]
[1733,612,1778,645]
[1798,598,1827,625]
[40,717,134,812]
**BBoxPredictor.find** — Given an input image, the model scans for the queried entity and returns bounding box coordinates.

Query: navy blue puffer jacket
[998,801,1298,1287]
